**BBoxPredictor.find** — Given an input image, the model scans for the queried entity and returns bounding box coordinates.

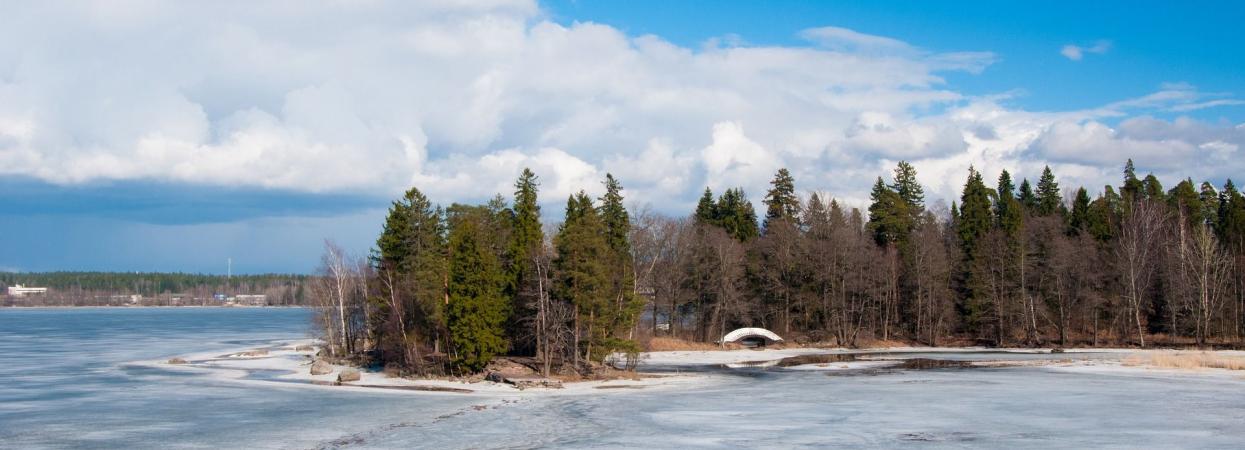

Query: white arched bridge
[719,327,783,347]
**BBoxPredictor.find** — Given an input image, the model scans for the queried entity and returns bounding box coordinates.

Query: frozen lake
[1,308,1243,449]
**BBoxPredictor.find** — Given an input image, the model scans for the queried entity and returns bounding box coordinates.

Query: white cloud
[1061,40,1112,61]
[0,1,1240,217]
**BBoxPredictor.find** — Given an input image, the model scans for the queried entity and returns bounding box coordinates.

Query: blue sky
[1,0,1243,274]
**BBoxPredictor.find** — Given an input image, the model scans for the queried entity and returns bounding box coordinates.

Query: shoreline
[143,341,1245,400]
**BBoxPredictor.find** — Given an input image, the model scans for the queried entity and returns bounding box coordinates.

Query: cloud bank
[0,0,1241,218]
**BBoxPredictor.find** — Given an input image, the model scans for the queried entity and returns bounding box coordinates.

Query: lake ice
[1,308,1242,449]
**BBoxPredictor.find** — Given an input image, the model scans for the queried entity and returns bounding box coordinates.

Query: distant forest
[310,160,1245,376]
[1,272,309,306]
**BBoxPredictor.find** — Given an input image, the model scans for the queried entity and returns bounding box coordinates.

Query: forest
[309,160,1245,376]
[0,272,309,306]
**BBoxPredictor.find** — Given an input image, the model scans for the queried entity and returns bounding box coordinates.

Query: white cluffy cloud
[1061,40,1112,61]
[0,1,1241,216]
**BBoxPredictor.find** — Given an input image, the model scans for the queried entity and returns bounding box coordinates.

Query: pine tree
[447,217,509,372]
[1167,178,1201,228]
[1218,179,1245,252]
[1036,166,1062,216]
[1122,159,1143,202]
[1200,182,1219,229]
[1142,174,1165,202]
[763,168,800,229]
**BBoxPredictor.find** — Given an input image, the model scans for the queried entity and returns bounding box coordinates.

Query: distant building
[7,285,48,297]
[234,294,267,306]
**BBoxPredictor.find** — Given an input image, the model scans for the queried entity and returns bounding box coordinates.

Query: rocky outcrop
[310,360,333,375]
[167,357,188,364]
[337,368,361,382]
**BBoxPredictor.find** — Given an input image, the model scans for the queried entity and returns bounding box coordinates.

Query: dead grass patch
[645,337,731,351]
[1123,352,1245,371]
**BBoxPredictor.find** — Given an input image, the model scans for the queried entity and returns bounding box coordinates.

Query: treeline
[311,159,1245,376]
[310,170,643,376]
[1,271,309,305]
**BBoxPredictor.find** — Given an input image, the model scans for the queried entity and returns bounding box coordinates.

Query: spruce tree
[447,217,509,373]
[1036,166,1062,216]
[1069,187,1091,235]
[763,168,800,229]
[695,187,717,225]
[1018,179,1037,212]
[996,170,1022,235]
[716,188,759,241]
[891,161,925,213]
[506,168,543,354]
[957,167,993,256]
[598,174,643,348]
[554,192,611,362]
[867,177,911,246]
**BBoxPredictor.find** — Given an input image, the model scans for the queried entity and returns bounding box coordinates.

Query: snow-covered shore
[141,342,1245,400]
[142,339,714,397]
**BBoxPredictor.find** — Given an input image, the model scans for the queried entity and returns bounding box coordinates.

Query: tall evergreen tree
[891,161,926,213]
[1167,178,1201,228]
[695,187,717,224]
[554,192,611,362]
[1218,179,1245,252]
[1200,182,1220,229]
[598,174,643,347]
[867,177,911,246]
[716,188,759,241]
[1018,179,1037,212]
[447,218,509,372]
[1142,174,1165,202]
[1069,187,1091,235]
[763,168,800,229]
[1036,166,1062,216]
[996,170,1022,235]
[958,167,994,256]
[506,168,543,354]
[1122,159,1143,202]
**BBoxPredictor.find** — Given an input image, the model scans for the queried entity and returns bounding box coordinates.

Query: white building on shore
[7,285,48,297]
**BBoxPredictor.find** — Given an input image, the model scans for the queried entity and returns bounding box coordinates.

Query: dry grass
[645,337,732,352]
[1123,352,1245,371]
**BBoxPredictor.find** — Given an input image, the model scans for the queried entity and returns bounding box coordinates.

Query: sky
[1,0,1243,274]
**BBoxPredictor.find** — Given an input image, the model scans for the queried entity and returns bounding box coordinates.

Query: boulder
[337,368,361,383]
[1050,348,1065,354]
[310,360,333,375]
[167,357,188,365]
[294,345,315,352]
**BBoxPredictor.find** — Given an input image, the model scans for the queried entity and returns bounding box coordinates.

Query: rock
[1050,348,1066,354]
[167,357,188,365]
[310,360,333,375]
[294,345,314,352]
[337,368,361,383]
[239,349,269,357]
